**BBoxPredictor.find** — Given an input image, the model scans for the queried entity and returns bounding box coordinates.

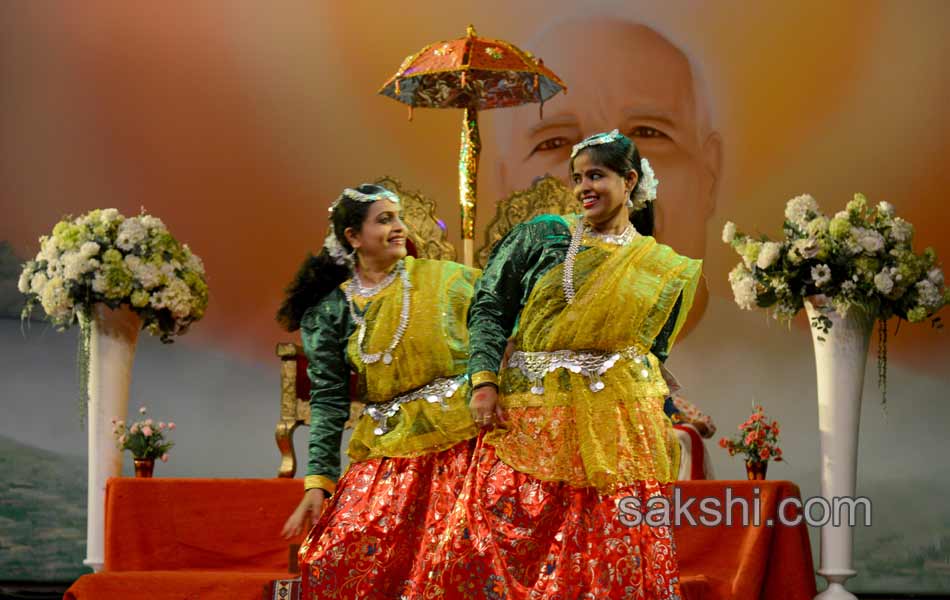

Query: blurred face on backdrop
[493,18,722,325]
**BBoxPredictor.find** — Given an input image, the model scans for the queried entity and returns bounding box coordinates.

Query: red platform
[65,478,816,600]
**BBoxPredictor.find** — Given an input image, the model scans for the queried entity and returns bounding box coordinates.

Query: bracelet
[470,370,499,389]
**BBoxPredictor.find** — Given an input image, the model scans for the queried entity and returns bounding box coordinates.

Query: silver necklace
[584,224,637,246]
[345,260,411,365]
[351,265,400,298]
[562,221,636,304]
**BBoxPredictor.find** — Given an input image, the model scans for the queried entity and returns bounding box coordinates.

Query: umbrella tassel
[395,80,401,96]
[408,105,413,122]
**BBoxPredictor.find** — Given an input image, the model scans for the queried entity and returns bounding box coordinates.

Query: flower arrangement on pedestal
[723,192,947,597]
[17,207,209,411]
[718,405,782,480]
[112,406,176,477]
[18,208,208,342]
[17,207,206,570]
[723,193,947,400]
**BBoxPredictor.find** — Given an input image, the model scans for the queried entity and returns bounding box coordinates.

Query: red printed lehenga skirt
[405,434,681,600]
[298,439,475,600]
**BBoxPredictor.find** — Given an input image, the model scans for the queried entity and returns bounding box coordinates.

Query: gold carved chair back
[476,175,580,268]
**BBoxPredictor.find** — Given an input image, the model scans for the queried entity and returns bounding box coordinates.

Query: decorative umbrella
[379,25,566,266]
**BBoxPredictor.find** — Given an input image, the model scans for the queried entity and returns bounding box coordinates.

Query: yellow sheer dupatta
[520,234,701,354]
[346,257,480,461]
[488,233,702,491]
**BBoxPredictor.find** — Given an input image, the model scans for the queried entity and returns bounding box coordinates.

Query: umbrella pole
[459,107,480,266]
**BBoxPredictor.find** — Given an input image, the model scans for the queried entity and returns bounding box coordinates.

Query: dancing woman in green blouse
[418,131,701,599]
[277,184,479,599]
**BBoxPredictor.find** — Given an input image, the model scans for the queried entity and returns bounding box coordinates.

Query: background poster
[2,1,948,591]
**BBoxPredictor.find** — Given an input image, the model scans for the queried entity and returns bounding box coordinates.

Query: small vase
[133,458,155,478]
[746,459,768,480]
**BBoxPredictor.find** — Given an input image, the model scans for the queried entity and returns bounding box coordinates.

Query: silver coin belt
[507,347,652,394]
[361,375,465,436]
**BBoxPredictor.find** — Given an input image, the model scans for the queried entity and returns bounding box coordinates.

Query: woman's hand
[470,384,506,428]
[281,488,326,539]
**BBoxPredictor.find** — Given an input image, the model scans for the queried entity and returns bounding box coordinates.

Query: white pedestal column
[83,304,141,572]
[805,297,874,600]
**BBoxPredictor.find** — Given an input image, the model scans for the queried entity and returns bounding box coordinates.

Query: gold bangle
[471,371,499,389]
[304,475,337,496]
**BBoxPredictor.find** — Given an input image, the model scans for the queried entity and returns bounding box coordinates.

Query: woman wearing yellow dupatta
[276,184,479,599]
[419,131,701,599]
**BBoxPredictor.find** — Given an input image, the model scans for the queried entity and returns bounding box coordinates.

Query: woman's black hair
[276,184,391,331]
[569,134,655,236]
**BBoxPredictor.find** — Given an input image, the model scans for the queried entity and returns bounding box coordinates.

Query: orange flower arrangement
[719,405,783,465]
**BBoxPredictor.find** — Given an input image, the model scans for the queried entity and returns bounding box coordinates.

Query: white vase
[804,296,875,600]
[82,304,141,572]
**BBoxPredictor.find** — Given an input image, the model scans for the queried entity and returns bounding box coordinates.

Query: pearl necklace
[345,260,411,365]
[562,221,637,304]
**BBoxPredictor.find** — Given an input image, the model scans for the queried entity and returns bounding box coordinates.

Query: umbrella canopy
[379,26,566,265]
[379,25,566,113]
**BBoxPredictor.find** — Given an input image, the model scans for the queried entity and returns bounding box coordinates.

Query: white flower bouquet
[724,193,947,328]
[18,208,208,341]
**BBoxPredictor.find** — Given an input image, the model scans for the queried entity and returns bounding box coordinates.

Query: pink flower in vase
[161,453,169,463]
[168,422,176,430]
[130,423,139,434]
[142,426,153,438]
[759,447,771,460]
[158,422,166,429]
